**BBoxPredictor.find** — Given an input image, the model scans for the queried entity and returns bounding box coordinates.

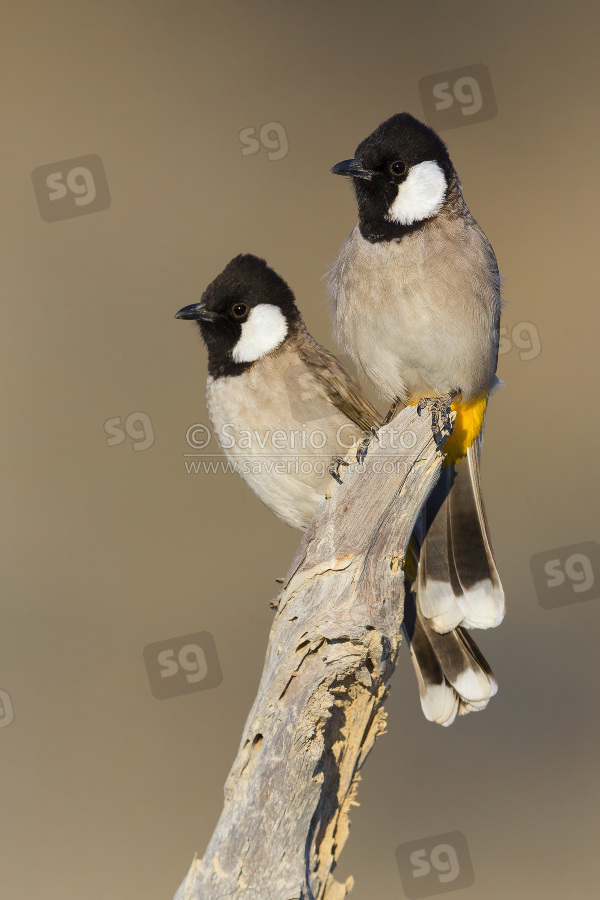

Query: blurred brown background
[1,1,599,897]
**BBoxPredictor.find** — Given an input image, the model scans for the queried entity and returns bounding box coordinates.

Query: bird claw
[355,426,379,464]
[329,456,351,485]
[382,399,403,426]
[417,392,457,448]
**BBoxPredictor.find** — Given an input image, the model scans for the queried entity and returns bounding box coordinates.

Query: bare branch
[175,404,449,900]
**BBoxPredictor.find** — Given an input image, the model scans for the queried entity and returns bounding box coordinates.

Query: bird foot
[417,392,457,448]
[328,456,351,485]
[355,426,380,465]
[382,399,403,426]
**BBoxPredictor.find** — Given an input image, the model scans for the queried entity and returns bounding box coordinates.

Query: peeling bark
[174,404,450,900]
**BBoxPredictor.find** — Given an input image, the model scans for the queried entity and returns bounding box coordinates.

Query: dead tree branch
[174,404,450,900]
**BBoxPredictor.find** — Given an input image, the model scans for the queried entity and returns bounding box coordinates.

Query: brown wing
[295,331,383,433]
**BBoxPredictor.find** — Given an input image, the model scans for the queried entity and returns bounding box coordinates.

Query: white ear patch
[232,304,288,363]
[386,159,447,226]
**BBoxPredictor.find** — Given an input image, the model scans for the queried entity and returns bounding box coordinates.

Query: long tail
[416,435,504,632]
[402,593,498,726]
[403,433,504,725]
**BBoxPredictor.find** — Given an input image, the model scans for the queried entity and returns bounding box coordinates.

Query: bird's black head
[175,254,303,378]
[331,113,458,242]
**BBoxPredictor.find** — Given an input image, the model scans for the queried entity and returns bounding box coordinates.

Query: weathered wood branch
[174,404,450,900]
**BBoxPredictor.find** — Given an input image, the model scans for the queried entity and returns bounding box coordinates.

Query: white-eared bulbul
[330,114,505,704]
[176,254,497,725]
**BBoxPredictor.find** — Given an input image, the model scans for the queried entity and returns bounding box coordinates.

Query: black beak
[331,158,375,181]
[175,302,220,323]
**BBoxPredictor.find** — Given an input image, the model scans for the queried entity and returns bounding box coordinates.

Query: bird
[329,112,505,720]
[176,253,498,725]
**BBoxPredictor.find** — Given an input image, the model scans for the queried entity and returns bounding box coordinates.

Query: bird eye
[389,160,407,176]
[231,303,248,319]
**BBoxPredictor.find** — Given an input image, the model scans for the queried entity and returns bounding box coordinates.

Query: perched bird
[176,254,497,725]
[176,254,379,529]
[330,113,505,721]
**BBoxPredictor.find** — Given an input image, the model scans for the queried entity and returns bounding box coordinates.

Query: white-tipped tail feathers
[405,436,503,725]
[403,595,498,726]
[415,439,505,634]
